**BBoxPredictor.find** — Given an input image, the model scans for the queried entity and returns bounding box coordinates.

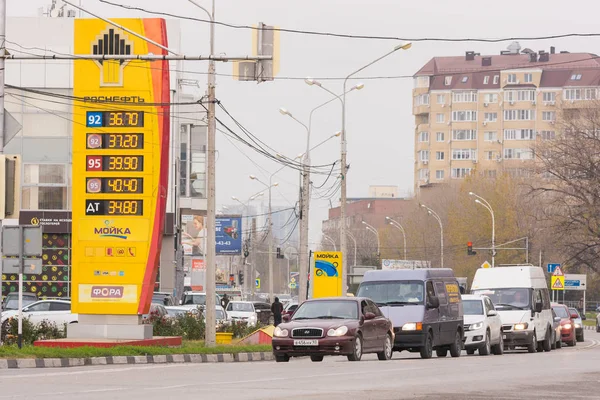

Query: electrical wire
[97,0,600,44]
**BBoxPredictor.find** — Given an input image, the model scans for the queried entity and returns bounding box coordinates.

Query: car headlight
[401,322,423,331]
[273,326,289,337]
[327,326,348,337]
[574,323,581,329]
[470,322,484,331]
[513,323,529,331]
[563,323,572,330]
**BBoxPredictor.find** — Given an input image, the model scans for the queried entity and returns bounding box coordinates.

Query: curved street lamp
[421,205,444,269]
[386,216,407,260]
[362,221,381,259]
[469,192,496,268]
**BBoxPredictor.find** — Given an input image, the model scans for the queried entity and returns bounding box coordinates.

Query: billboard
[181,215,242,256]
[311,251,343,298]
[71,19,170,315]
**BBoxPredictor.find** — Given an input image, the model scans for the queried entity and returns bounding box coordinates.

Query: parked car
[471,266,554,353]
[551,308,562,349]
[152,292,176,307]
[180,292,221,311]
[164,306,199,318]
[253,302,274,325]
[461,295,503,356]
[226,301,258,326]
[272,297,394,362]
[552,303,576,347]
[568,308,585,342]
[282,302,299,317]
[357,268,464,359]
[2,292,39,312]
[0,299,77,327]
[142,303,168,321]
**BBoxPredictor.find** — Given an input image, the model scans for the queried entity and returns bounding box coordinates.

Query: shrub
[143,310,183,337]
[217,320,261,339]
[1,317,65,345]
[178,311,205,340]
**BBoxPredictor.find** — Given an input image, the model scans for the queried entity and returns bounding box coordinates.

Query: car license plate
[294,339,318,346]
[503,335,507,339]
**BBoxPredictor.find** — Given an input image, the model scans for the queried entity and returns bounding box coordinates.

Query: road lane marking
[0,387,127,399]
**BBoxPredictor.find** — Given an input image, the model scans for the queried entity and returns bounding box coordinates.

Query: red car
[551,303,576,346]
[272,297,394,362]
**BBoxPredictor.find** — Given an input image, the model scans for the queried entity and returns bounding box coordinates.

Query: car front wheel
[347,334,363,362]
[420,332,433,359]
[449,330,462,357]
[275,354,290,363]
[527,331,537,353]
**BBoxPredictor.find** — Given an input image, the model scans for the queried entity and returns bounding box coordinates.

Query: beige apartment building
[412,42,600,189]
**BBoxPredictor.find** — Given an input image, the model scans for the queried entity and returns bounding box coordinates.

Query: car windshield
[553,306,569,318]
[463,300,484,315]
[227,302,253,312]
[357,281,425,306]
[166,309,185,317]
[4,298,37,310]
[292,301,358,320]
[216,310,225,319]
[183,294,206,305]
[472,288,531,310]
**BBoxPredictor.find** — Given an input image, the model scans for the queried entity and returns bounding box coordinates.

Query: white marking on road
[0,387,126,399]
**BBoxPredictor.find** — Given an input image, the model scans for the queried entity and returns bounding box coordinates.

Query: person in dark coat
[271,297,284,326]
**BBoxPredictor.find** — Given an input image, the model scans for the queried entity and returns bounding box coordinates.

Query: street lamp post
[421,205,444,269]
[469,192,496,268]
[323,233,337,251]
[249,175,279,301]
[362,221,380,260]
[386,216,407,260]
[346,230,358,267]
[232,192,264,295]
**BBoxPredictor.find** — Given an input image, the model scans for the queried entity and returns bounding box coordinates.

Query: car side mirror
[570,313,579,319]
[554,316,561,322]
[282,314,291,322]
[535,302,543,313]
[364,312,376,320]
[427,296,440,309]
[487,309,498,317]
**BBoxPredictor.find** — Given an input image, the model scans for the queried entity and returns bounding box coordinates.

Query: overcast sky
[9,0,600,247]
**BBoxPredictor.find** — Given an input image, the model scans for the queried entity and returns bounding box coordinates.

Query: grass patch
[0,341,271,359]
[584,312,596,327]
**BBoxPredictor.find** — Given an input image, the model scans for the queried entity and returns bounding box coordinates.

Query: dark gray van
[357,269,464,359]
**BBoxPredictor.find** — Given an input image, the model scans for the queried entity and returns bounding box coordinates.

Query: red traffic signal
[467,242,476,256]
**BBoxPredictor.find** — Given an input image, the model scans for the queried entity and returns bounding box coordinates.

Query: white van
[470,266,554,353]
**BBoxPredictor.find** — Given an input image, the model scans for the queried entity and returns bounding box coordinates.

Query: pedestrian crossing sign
[551,275,565,291]
[553,266,564,277]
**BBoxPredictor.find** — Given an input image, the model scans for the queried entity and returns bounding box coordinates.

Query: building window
[415,76,430,88]
[483,93,498,103]
[418,169,429,180]
[436,132,445,142]
[485,170,497,178]
[452,149,477,160]
[506,168,533,178]
[435,170,444,180]
[504,148,533,160]
[22,164,68,210]
[452,91,477,103]
[452,110,477,122]
[504,109,533,121]
[415,93,430,106]
[564,88,597,101]
[436,113,445,123]
[483,76,490,85]
[542,92,556,103]
[507,73,517,84]
[493,75,499,85]
[484,112,498,122]
[504,90,535,102]
[419,150,430,162]
[451,168,472,179]
[436,151,445,161]
[452,130,477,140]
[445,76,452,86]
[542,111,556,122]
[437,94,446,104]
[484,131,497,141]
[461,76,469,83]
[180,124,207,198]
[504,129,535,140]
[570,74,582,81]
[539,130,556,140]
[485,151,496,160]
[418,131,429,142]
[524,73,533,83]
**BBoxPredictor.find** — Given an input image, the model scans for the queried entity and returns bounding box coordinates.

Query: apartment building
[412,42,600,189]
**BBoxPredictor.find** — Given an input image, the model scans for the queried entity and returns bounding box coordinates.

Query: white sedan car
[225,301,258,326]
[1,299,78,327]
[462,294,503,356]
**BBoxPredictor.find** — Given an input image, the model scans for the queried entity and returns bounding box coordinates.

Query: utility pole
[250,217,256,298]
[299,159,310,302]
[267,184,273,302]
[0,0,5,154]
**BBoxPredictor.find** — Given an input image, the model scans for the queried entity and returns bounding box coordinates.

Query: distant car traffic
[152,292,176,307]
[551,308,563,349]
[142,303,168,321]
[1,292,38,312]
[552,303,576,347]
[180,292,221,311]
[252,302,274,325]
[0,299,77,327]
[282,302,298,317]
[226,301,258,326]
[461,295,503,356]
[568,308,585,342]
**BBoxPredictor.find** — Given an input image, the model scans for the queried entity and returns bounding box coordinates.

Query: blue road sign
[547,263,561,274]
[565,280,580,288]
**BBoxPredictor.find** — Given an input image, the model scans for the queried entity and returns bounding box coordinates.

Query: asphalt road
[2,331,600,400]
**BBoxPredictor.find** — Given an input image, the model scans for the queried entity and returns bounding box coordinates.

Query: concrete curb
[584,325,597,331]
[0,351,274,369]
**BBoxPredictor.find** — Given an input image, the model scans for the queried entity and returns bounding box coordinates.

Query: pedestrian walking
[221,293,230,309]
[271,297,284,327]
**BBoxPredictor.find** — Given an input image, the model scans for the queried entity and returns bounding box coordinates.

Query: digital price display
[86,133,144,149]
[85,199,143,216]
[86,178,143,194]
[86,155,143,171]
[86,111,144,127]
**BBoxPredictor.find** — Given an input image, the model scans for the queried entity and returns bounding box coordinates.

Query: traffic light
[0,155,20,219]
[238,271,244,285]
[467,242,477,256]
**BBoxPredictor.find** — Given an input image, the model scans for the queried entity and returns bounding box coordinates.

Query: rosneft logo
[91,286,124,299]
[91,27,133,87]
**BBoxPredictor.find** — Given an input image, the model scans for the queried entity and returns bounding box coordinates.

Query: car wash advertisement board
[311,251,343,298]
[71,18,170,315]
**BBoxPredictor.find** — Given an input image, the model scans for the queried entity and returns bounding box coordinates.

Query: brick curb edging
[584,325,597,331]
[0,351,274,369]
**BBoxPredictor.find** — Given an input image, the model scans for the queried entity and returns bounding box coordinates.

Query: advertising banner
[181,214,242,256]
[215,216,242,255]
[311,251,343,298]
